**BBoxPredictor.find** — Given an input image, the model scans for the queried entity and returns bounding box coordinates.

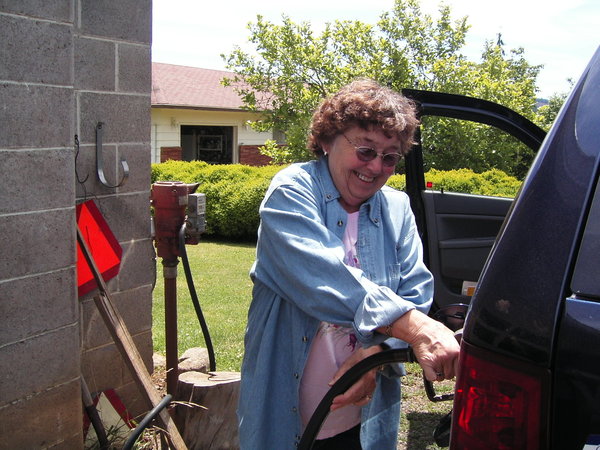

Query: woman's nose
[365,154,385,173]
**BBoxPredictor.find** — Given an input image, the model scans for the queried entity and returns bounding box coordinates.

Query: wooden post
[174,371,241,450]
[77,227,187,449]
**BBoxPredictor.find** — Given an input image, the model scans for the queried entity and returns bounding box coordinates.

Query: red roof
[151,63,244,110]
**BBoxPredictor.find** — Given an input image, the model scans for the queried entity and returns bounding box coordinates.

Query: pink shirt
[299,211,361,439]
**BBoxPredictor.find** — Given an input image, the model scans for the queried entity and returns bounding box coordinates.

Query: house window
[180,125,233,163]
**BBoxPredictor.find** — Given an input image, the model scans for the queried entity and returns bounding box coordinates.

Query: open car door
[402,90,546,311]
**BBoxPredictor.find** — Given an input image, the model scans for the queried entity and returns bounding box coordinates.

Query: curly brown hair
[308,79,419,157]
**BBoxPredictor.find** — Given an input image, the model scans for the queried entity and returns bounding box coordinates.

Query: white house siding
[151,107,272,164]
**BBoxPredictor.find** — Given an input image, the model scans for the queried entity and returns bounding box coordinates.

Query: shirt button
[337,220,344,226]
[374,218,379,224]
[302,336,308,342]
[294,372,299,379]
[292,406,297,412]
[326,194,332,200]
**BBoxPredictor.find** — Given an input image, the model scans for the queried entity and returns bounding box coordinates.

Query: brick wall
[239,145,273,166]
[0,2,153,448]
[161,146,183,162]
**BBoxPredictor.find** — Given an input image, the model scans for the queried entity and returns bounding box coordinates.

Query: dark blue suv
[447,47,600,448]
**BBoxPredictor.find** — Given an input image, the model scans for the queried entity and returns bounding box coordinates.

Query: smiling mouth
[355,171,374,183]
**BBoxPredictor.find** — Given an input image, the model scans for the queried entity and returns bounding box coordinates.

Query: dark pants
[312,424,361,450]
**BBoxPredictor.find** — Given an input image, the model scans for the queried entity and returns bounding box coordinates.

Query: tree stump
[174,371,241,450]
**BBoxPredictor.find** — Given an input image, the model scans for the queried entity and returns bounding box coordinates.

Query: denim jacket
[238,157,433,449]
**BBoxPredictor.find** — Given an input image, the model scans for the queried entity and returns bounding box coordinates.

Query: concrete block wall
[0,1,153,448]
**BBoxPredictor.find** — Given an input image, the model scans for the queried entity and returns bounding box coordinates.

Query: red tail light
[450,341,548,449]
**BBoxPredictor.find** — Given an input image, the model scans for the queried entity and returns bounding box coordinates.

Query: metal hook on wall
[96,122,129,188]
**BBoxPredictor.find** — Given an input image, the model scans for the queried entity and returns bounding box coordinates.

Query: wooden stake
[77,226,187,449]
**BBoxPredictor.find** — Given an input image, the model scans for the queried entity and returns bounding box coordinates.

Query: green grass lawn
[152,239,256,371]
[151,238,449,448]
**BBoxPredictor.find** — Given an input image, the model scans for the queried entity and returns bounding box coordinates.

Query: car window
[419,116,531,198]
[571,176,600,300]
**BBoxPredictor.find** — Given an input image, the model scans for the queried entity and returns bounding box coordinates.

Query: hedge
[152,161,521,240]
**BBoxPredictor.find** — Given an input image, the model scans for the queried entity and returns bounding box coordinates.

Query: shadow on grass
[405,411,449,449]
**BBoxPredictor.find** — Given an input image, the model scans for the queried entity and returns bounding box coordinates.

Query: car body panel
[455,46,600,448]
[462,46,600,366]
[553,298,600,448]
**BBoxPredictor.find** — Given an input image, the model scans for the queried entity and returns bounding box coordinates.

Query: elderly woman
[238,79,459,449]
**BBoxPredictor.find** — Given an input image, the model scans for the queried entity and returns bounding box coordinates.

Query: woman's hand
[378,309,460,382]
[329,345,383,411]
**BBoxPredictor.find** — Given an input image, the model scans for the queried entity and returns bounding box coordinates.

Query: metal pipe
[163,258,179,395]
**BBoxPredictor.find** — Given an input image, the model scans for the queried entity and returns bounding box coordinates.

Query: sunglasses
[342,134,402,167]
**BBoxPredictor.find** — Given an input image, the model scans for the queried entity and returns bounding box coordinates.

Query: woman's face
[324,126,401,213]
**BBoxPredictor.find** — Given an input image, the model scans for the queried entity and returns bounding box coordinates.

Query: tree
[419,41,544,177]
[535,85,572,131]
[222,0,544,177]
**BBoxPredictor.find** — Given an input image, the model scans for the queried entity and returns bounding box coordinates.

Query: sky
[151,0,599,99]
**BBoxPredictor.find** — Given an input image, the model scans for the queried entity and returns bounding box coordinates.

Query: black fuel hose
[298,348,416,450]
[178,223,216,372]
[122,394,172,450]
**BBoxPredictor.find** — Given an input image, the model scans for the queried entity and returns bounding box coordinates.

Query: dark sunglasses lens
[356,147,377,162]
[382,154,400,167]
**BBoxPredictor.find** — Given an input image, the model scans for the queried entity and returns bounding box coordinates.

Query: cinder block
[115,380,150,420]
[75,36,116,91]
[117,239,156,291]
[47,433,85,450]
[0,268,77,346]
[0,1,72,22]
[0,208,75,280]
[78,92,150,145]
[81,342,128,395]
[96,192,152,242]
[0,83,73,149]
[81,285,153,350]
[0,379,82,450]
[0,325,80,404]
[118,44,151,94]
[74,142,122,199]
[0,15,73,85]
[81,330,153,398]
[73,144,147,199]
[0,149,75,214]
[80,0,151,44]
[117,143,151,194]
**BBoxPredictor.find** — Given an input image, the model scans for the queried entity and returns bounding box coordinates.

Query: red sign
[76,200,122,297]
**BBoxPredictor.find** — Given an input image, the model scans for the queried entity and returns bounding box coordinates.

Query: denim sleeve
[252,180,432,346]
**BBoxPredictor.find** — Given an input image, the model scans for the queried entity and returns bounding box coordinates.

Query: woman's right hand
[378,309,460,381]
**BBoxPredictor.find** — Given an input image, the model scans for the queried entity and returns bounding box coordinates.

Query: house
[151,62,275,165]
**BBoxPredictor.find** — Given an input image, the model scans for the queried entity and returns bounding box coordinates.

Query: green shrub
[424,168,520,197]
[151,161,520,239]
[387,173,406,191]
[152,161,282,239]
